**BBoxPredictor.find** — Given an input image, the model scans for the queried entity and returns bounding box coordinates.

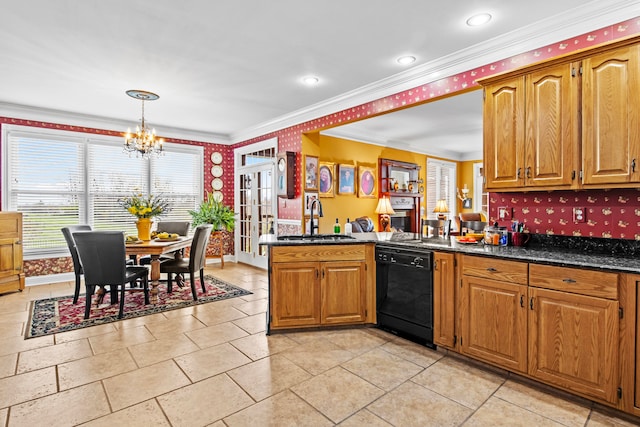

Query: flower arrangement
[120,193,170,219]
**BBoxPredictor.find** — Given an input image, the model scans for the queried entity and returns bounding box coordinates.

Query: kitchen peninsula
[262,232,640,417]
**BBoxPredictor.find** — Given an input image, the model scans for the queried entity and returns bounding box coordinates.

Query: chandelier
[123,90,164,158]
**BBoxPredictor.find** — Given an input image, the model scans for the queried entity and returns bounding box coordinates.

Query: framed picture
[462,198,473,209]
[318,161,335,198]
[304,191,319,215]
[337,164,356,195]
[358,165,376,198]
[304,155,318,191]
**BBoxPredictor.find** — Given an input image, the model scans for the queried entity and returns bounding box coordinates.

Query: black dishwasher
[376,244,435,348]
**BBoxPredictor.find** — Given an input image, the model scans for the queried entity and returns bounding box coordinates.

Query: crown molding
[231,1,639,144]
[0,101,231,145]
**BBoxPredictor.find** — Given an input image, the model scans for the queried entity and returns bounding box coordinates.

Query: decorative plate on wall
[212,191,223,202]
[212,178,223,190]
[211,152,223,164]
[211,165,223,177]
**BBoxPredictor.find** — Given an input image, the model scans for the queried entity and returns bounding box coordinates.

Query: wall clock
[276,151,295,198]
[211,165,223,177]
[211,152,223,164]
[212,178,223,190]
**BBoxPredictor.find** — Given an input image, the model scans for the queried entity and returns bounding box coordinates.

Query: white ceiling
[0,1,636,154]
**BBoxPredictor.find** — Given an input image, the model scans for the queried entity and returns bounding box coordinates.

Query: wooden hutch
[378,158,423,233]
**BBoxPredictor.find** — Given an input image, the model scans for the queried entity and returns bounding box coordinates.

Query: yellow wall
[302,132,484,233]
[303,132,427,234]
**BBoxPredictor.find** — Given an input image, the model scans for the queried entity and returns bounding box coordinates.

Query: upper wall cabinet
[480,38,640,192]
[582,44,640,186]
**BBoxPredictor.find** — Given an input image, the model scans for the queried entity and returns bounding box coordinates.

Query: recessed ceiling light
[302,76,319,85]
[397,55,416,65]
[466,13,492,27]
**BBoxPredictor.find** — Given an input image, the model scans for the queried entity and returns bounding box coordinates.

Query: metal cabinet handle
[530,297,534,310]
[520,295,524,308]
[632,158,637,173]
[562,278,576,283]
[526,167,531,178]
[486,267,497,272]
[517,168,522,178]
[434,260,438,271]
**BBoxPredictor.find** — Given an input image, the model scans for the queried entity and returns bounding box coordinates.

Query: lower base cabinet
[529,287,619,403]
[269,244,371,330]
[458,255,621,405]
[461,275,528,373]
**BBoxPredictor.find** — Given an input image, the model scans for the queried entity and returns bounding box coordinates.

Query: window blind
[426,158,457,227]
[3,125,203,257]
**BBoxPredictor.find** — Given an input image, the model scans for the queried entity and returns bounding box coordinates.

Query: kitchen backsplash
[488,188,640,240]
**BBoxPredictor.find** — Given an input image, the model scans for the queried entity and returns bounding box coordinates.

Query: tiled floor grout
[0,263,639,426]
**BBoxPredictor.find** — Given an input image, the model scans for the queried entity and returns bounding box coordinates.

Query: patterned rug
[26,275,252,338]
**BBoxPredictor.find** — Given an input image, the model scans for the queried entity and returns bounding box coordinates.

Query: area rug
[26,275,252,338]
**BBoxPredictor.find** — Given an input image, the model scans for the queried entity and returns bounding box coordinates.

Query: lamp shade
[375,197,396,215]
[433,199,449,213]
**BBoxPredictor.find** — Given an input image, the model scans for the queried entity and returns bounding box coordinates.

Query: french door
[236,161,275,269]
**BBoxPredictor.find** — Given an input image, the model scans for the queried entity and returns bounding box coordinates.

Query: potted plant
[188,193,237,231]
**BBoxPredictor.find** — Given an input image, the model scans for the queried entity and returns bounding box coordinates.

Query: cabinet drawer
[462,255,528,284]
[271,244,366,263]
[529,264,618,299]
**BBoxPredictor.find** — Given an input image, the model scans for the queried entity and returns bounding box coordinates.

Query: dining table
[125,237,193,304]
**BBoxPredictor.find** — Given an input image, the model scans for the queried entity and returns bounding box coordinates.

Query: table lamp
[433,199,449,220]
[375,196,395,232]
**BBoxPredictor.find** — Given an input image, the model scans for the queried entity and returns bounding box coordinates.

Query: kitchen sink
[278,234,356,242]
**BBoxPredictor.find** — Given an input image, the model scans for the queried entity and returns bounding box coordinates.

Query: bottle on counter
[334,218,341,234]
[344,218,352,236]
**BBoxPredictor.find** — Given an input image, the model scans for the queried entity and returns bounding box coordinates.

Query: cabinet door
[322,261,366,324]
[525,62,578,188]
[529,287,619,403]
[271,262,321,328]
[433,252,456,349]
[461,275,528,373]
[483,76,526,189]
[0,238,21,280]
[582,44,640,185]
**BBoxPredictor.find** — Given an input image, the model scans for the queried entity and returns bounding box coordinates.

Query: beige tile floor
[1,263,640,426]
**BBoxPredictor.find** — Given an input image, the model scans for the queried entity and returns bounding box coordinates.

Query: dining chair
[160,224,213,301]
[61,225,92,304]
[460,220,487,234]
[136,221,191,265]
[73,231,149,319]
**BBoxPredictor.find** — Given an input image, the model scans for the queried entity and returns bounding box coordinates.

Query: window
[3,125,203,258]
[426,158,457,226]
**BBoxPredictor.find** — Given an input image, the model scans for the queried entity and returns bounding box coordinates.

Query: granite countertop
[261,232,640,274]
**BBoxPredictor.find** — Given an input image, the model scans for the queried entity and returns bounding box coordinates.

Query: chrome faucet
[309,198,323,236]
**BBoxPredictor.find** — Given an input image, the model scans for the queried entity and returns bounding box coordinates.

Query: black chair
[61,225,92,304]
[460,220,487,234]
[421,219,451,238]
[73,231,149,319]
[137,221,191,265]
[160,224,213,301]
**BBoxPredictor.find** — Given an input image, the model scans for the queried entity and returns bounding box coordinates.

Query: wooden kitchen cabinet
[582,44,640,186]
[0,212,24,295]
[482,37,640,191]
[321,261,366,324]
[528,286,618,403]
[433,251,457,349]
[483,61,578,191]
[269,244,373,330]
[460,256,528,372]
[271,262,321,328]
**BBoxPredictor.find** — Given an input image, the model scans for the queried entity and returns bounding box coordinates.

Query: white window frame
[2,124,203,259]
[426,158,457,227]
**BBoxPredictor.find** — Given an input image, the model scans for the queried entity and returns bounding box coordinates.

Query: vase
[135,218,153,241]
